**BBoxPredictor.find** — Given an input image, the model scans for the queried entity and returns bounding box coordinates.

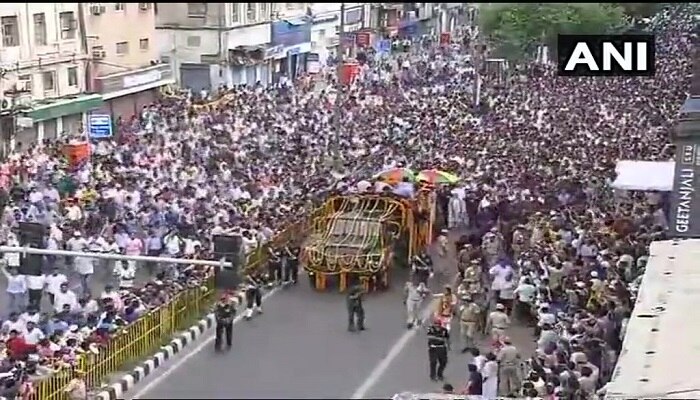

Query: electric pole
[331,2,346,167]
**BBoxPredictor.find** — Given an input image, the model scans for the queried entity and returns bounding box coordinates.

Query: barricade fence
[34,275,215,400]
[32,180,348,400]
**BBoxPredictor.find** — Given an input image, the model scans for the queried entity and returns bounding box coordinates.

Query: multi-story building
[0,3,98,154]
[84,2,175,120]
[155,3,373,91]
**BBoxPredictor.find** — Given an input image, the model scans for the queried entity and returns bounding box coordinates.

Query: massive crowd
[0,2,694,399]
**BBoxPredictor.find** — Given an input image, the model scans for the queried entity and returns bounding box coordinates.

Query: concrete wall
[155,2,226,28]
[85,3,158,76]
[0,3,87,100]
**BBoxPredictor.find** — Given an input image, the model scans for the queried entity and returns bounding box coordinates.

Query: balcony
[93,63,174,98]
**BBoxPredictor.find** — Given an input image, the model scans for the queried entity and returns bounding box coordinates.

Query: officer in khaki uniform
[497,337,521,396]
[463,259,482,296]
[486,303,511,341]
[458,295,481,353]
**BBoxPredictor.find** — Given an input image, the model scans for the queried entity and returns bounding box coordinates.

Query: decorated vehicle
[301,191,435,292]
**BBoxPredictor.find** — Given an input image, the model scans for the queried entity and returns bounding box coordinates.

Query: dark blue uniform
[347,285,365,331]
[427,324,449,380]
[214,301,235,351]
[283,246,299,284]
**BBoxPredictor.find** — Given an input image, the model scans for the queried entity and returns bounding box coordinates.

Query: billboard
[669,141,700,237]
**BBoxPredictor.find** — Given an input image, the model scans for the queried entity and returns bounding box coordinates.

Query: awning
[284,16,310,26]
[26,94,104,123]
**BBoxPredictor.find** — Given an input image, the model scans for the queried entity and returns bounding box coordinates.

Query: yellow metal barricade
[35,274,215,400]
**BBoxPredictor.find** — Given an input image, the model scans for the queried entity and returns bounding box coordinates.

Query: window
[42,71,56,92]
[67,67,78,87]
[1,16,19,47]
[18,74,32,93]
[231,4,239,23]
[33,13,47,46]
[116,41,129,55]
[59,12,76,40]
[114,3,125,11]
[186,35,201,47]
[187,3,206,17]
[260,3,269,20]
[246,3,256,22]
[139,38,149,50]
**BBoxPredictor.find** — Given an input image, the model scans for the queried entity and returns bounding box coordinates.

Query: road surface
[130,231,536,399]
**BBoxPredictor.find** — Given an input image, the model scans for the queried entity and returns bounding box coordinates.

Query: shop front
[270,16,313,82]
[94,64,175,121]
[21,94,104,148]
[227,23,272,86]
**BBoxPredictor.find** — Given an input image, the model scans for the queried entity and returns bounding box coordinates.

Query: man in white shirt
[113,260,136,290]
[489,262,514,306]
[513,277,537,322]
[23,321,45,345]
[1,312,26,334]
[45,266,68,306]
[53,282,79,313]
[6,267,27,313]
[25,273,45,310]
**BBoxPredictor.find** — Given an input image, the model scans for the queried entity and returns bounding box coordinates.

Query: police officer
[347,284,365,332]
[458,295,481,353]
[427,319,450,381]
[244,273,264,320]
[283,245,299,285]
[411,253,432,285]
[267,247,283,285]
[214,294,236,351]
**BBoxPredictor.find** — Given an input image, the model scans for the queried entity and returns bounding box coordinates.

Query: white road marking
[351,297,441,399]
[127,287,281,400]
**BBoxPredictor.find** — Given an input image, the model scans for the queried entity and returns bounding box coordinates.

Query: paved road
[0,259,151,317]
[127,229,534,399]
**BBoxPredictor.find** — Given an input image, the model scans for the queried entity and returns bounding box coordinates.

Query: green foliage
[616,3,663,19]
[479,3,629,60]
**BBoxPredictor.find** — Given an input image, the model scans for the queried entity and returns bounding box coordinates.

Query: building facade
[0,3,99,155]
[157,3,380,90]
[84,2,174,121]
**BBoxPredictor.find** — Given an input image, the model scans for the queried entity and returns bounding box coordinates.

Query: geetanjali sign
[670,142,700,237]
[88,114,113,139]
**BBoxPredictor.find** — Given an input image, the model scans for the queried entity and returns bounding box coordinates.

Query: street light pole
[331,2,346,166]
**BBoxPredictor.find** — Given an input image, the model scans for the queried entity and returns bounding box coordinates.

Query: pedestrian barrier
[34,274,215,400]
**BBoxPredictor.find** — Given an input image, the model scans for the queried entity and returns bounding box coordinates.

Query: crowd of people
[0,1,694,399]
[428,6,693,400]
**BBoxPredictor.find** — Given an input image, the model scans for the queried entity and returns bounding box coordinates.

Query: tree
[616,3,663,19]
[479,3,628,60]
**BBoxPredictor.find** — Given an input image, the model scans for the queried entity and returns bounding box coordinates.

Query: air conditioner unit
[139,3,150,11]
[92,50,106,59]
[0,98,12,111]
[90,5,105,15]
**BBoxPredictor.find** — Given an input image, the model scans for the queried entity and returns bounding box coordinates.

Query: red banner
[356,32,371,48]
[440,32,451,46]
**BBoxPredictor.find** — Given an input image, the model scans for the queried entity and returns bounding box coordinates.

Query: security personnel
[457,244,472,279]
[244,273,264,320]
[411,253,432,285]
[427,319,450,381]
[283,245,299,285]
[347,284,365,332]
[405,280,430,329]
[214,294,236,351]
[458,295,481,353]
[267,247,283,285]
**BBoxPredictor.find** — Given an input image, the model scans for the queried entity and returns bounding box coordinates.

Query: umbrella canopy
[417,169,460,185]
[374,167,415,183]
